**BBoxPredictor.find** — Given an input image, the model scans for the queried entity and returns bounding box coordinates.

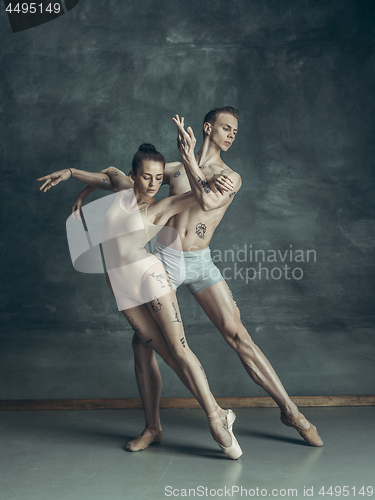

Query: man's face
[206,113,238,151]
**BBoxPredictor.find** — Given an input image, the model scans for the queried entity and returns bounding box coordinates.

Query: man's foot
[125,427,163,452]
[281,412,323,447]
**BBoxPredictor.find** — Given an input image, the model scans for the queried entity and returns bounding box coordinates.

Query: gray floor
[0,407,374,500]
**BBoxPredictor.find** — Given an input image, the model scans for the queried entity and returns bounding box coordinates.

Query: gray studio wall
[1,1,374,399]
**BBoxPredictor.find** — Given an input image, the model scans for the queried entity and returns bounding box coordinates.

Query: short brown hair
[203,106,239,139]
[203,106,239,126]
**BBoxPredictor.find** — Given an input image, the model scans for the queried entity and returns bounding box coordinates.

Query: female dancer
[37,144,242,459]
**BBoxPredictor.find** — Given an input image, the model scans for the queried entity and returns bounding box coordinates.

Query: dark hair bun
[139,143,156,152]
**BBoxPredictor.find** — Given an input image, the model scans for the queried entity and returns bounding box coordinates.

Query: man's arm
[183,158,242,211]
[173,116,241,211]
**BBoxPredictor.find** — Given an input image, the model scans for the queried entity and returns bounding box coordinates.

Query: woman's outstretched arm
[71,167,134,219]
[37,167,116,193]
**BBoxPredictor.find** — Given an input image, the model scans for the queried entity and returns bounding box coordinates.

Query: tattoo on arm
[172,302,181,323]
[101,178,111,187]
[195,222,207,239]
[173,171,181,178]
[198,177,211,194]
[180,337,186,348]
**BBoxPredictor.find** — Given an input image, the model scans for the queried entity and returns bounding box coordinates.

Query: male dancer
[73,107,323,451]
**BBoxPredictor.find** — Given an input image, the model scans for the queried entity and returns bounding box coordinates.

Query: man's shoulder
[164,161,183,183]
[165,161,183,172]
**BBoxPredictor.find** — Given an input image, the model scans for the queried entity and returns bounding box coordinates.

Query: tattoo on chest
[198,178,211,194]
[229,191,237,198]
[173,171,181,178]
[101,178,110,187]
[195,222,207,239]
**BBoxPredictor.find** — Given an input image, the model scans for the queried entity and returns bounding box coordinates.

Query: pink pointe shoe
[281,412,323,447]
[207,410,243,460]
[125,427,163,452]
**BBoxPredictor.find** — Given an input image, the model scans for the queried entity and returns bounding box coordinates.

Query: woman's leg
[121,298,240,457]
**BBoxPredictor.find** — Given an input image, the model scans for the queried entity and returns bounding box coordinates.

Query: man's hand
[210,172,234,194]
[37,169,72,192]
[173,114,196,160]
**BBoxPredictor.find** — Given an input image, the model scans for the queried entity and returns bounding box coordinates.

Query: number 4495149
[6,3,61,14]
[319,486,373,496]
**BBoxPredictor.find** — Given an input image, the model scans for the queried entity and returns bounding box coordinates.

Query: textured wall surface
[1,0,374,399]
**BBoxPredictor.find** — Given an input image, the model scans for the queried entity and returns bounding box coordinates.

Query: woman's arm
[147,191,198,227]
[71,167,134,219]
[37,167,115,193]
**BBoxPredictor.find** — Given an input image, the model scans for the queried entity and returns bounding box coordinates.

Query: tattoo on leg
[195,222,207,239]
[229,191,237,198]
[172,302,181,323]
[101,178,111,187]
[229,289,239,309]
[128,316,141,337]
[198,177,211,193]
[151,296,162,312]
[173,171,181,178]
[180,337,186,348]
[150,271,170,288]
[199,363,207,379]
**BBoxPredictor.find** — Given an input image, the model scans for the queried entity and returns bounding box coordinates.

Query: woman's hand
[211,172,234,195]
[72,194,84,222]
[37,169,72,193]
[172,114,196,160]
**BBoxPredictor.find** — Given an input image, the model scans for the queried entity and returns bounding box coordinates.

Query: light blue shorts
[153,241,224,295]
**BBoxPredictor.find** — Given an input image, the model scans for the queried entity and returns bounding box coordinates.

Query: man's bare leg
[194,280,323,446]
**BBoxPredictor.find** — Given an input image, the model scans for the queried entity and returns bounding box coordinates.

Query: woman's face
[133,160,164,197]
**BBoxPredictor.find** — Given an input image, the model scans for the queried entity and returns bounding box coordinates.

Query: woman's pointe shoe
[223,409,236,432]
[281,412,323,447]
[207,410,243,460]
[125,427,163,452]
